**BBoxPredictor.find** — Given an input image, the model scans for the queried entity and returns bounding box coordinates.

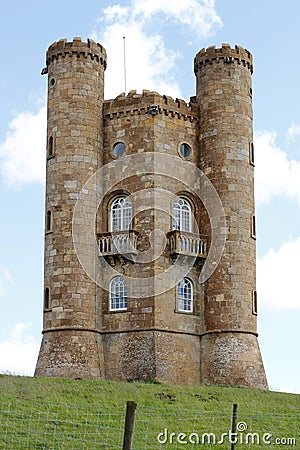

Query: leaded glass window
[178,278,193,312]
[173,197,192,232]
[110,276,128,311]
[110,197,132,232]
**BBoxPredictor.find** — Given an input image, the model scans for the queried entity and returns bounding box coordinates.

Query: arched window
[173,197,192,232]
[252,290,258,315]
[110,276,128,311]
[178,278,193,312]
[48,135,54,157]
[251,214,256,238]
[249,142,255,165]
[46,210,52,232]
[110,197,132,232]
[44,287,50,310]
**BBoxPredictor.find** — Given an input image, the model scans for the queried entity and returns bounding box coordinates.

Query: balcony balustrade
[98,230,139,257]
[98,229,206,262]
[167,230,207,258]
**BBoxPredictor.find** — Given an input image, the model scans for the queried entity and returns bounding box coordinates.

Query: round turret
[195,44,268,388]
[35,38,107,379]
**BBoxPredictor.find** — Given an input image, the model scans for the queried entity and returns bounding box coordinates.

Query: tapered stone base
[102,330,201,385]
[34,330,104,379]
[200,332,268,389]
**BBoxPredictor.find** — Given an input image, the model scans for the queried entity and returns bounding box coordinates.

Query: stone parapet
[46,37,107,68]
[194,43,253,74]
[104,90,198,123]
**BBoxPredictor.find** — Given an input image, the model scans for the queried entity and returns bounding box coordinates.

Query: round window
[113,142,126,158]
[179,143,191,159]
[50,77,56,88]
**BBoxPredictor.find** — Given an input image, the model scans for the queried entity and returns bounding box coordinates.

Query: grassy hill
[0,374,299,449]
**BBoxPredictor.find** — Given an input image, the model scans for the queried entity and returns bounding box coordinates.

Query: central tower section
[98,91,205,384]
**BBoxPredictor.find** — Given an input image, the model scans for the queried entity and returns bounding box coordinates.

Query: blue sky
[0,0,299,393]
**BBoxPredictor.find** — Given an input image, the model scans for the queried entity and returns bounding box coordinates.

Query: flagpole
[123,36,127,95]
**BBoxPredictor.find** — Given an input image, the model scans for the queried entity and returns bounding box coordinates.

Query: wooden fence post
[231,403,238,450]
[122,401,137,450]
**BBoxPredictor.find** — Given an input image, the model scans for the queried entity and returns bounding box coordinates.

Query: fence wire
[0,400,298,449]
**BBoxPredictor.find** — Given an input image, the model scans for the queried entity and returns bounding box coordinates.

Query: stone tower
[194,45,267,387]
[35,38,268,389]
[35,38,107,378]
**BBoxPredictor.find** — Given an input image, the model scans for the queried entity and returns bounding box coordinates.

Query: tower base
[34,330,104,379]
[200,332,268,389]
[102,330,201,385]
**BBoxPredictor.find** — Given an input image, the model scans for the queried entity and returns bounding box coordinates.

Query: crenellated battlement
[46,37,107,69]
[194,43,253,74]
[104,89,198,122]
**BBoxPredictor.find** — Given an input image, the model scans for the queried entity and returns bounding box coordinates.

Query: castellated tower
[35,38,107,378]
[35,38,268,389]
[194,45,267,388]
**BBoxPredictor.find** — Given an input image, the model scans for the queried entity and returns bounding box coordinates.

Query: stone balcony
[98,229,207,265]
[167,230,207,258]
[98,230,139,258]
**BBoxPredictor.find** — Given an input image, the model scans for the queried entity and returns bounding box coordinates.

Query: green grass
[0,375,299,449]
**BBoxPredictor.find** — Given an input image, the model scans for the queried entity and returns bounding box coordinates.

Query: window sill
[174,308,195,316]
[108,308,129,314]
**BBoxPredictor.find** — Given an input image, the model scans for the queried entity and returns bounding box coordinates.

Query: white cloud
[0,323,40,376]
[94,0,222,99]
[287,122,300,141]
[278,385,300,395]
[0,2,221,189]
[255,130,300,311]
[0,268,12,296]
[257,237,300,310]
[132,0,222,36]
[98,22,180,99]
[103,4,128,20]
[254,130,300,205]
[0,106,46,189]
